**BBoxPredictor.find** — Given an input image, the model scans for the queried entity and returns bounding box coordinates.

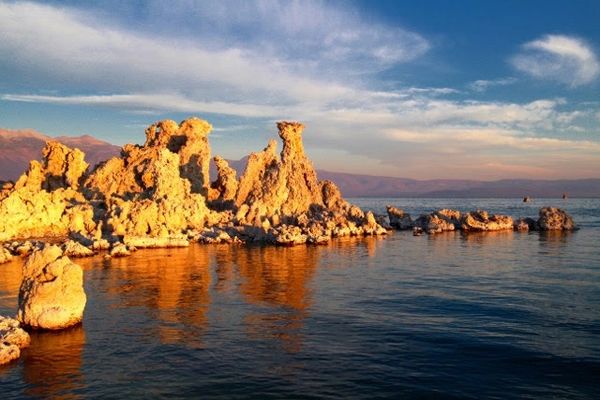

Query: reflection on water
[0,197,598,399]
[234,245,319,353]
[0,258,22,307]
[22,326,85,399]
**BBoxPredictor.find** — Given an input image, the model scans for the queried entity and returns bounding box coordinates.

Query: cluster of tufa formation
[0,316,31,365]
[386,206,577,235]
[0,117,386,255]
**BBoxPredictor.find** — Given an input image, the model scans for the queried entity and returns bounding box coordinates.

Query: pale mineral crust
[17,245,87,330]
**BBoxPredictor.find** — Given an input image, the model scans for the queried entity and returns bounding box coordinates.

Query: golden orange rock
[17,246,87,330]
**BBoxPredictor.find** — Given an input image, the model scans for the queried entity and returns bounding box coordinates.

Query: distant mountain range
[1,128,598,197]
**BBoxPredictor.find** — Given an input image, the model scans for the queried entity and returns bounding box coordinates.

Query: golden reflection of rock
[0,258,22,310]
[231,245,319,353]
[538,230,572,255]
[22,326,86,400]
[97,246,212,348]
[459,230,515,246]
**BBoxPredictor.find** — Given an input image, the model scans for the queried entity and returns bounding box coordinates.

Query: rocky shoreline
[386,206,577,235]
[0,116,579,262]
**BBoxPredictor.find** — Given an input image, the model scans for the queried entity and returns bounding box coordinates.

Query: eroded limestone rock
[209,156,238,205]
[17,246,87,330]
[537,207,576,231]
[0,141,96,242]
[460,210,513,232]
[15,141,88,192]
[414,212,457,234]
[0,316,31,349]
[0,117,385,246]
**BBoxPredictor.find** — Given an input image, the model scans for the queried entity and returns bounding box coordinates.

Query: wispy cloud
[1,93,285,118]
[468,77,517,92]
[511,34,600,87]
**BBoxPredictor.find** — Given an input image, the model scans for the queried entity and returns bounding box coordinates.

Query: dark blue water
[1,198,599,399]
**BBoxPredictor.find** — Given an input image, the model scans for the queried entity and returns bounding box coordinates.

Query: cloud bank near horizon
[0,1,599,180]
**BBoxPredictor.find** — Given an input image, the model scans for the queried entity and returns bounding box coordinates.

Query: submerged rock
[17,246,87,330]
[537,207,576,231]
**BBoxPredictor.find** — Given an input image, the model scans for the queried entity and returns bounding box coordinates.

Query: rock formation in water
[386,206,413,230]
[387,207,575,235]
[0,117,386,248]
[0,316,31,365]
[17,246,87,330]
[460,210,513,232]
[413,209,461,234]
[537,207,577,231]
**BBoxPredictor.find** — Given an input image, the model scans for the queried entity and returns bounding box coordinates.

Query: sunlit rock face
[460,210,513,232]
[0,116,387,246]
[232,121,385,241]
[17,246,87,330]
[0,141,96,242]
[15,141,88,192]
[0,316,31,365]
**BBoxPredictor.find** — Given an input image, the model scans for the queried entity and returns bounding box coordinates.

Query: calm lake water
[1,198,599,399]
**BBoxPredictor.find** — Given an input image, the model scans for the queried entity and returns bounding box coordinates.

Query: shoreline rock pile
[0,117,387,256]
[385,206,577,235]
[0,316,30,365]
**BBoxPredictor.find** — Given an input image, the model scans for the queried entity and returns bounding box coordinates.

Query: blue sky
[1,0,599,180]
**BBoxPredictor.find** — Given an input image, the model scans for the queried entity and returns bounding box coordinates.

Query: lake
[1,198,599,399]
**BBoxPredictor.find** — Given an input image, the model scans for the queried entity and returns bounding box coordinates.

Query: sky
[0,0,599,180]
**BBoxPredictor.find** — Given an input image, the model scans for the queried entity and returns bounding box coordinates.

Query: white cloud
[511,34,600,86]
[1,2,599,179]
